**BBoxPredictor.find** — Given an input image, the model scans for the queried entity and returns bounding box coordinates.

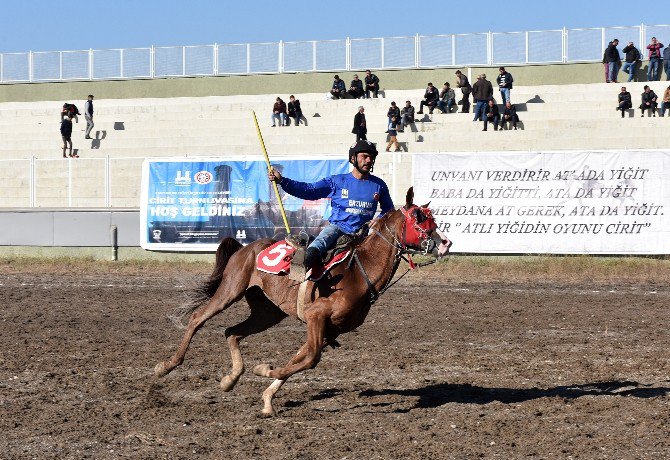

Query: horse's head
[382,187,451,258]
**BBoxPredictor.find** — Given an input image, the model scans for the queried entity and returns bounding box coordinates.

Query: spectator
[501,102,520,130]
[661,85,670,117]
[352,106,367,141]
[664,44,670,81]
[640,85,658,117]
[622,41,641,82]
[602,43,611,83]
[604,39,621,83]
[60,114,76,158]
[330,75,347,99]
[271,97,287,127]
[387,101,400,124]
[84,95,94,139]
[364,70,380,98]
[436,82,456,114]
[287,95,303,126]
[472,74,493,122]
[348,74,364,99]
[616,87,632,118]
[61,103,80,123]
[646,37,664,81]
[496,67,514,104]
[482,99,500,131]
[455,70,471,113]
[399,100,415,132]
[417,82,439,114]
[385,116,400,152]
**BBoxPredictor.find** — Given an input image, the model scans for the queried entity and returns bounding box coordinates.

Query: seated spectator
[417,83,439,114]
[364,70,380,98]
[483,99,500,131]
[621,41,641,82]
[400,100,415,132]
[616,87,632,118]
[271,97,287,126]
[501,102,520,130]
[640,85,658,117]
[387,101,400,124]
[436,82,456,114]
[385,116,400,152]
[61,103,80,123]
[661,85,670,117]
[348,74,364,99]
[330,75,346,99]
[287,95,303,126]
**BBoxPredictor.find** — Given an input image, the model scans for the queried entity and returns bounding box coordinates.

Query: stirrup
[289,247,307,281]
[285,231,308,249]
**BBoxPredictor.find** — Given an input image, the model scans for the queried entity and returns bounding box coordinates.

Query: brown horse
[154,187,450,415]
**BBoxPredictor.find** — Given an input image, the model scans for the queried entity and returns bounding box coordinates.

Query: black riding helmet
[348,140,378,174]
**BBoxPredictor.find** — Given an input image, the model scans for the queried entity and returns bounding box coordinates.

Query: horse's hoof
[154,362,169,377]
[220,375,237,392]
[260,407,276,417]
[253,363,273,377]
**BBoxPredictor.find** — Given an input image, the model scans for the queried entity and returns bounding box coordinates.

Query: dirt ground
[1,261,669,459]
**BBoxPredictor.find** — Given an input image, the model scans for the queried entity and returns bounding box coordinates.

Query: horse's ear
[420,201,431,208]
[405,187,414,209]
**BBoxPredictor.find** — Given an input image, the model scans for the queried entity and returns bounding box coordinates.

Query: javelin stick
[252,110,291,235]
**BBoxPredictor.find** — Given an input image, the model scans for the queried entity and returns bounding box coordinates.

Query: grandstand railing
[1,24,668,83]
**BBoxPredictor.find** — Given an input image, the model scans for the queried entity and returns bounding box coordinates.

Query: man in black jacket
[483,99,500,131]
[364,70,380,98]
[348,75,364,99]
[496,67,513,105]
[472,74,493,122]
[621,42,640,82]
[417,83,439,114]
[287,95,303,126]
[455,70,471,113]
[387,101,400,124]
[60,115,76,158]
[501,102,520,130]
[604,39,621,83]
[352,106,367,141]
[616,87,632,118]
[640,85,658,117]
[330,75,346,99]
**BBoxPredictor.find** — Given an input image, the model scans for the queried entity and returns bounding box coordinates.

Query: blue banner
[140,157,350,251]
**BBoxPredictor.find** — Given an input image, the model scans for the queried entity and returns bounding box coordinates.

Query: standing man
[84,95,94,139]
[268,140,394,276]
[61,114,76,158]
[455,70,471,113]
[352,106,367,141]
[663,44,670,81]
[364,70,380,98]
[604,39,621,83]
[471,74,493,122]
[646,37,664,81]
[496,67,514,105]
[622,41,641,82]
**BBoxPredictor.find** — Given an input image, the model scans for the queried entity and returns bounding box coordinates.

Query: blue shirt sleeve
[378,182,394,216]
[280,176,333,201]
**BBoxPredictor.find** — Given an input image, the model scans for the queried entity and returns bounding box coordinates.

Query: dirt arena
[1,258,669,459]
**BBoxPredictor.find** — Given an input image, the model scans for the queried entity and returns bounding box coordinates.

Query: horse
[154,187,451,416]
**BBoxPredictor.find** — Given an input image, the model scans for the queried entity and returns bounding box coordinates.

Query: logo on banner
[235,229,247,239]
[175,170,191,186]
[194,171,213,184]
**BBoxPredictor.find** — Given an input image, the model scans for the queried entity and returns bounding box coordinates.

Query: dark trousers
[501,114,519,128]
[356,128,367,141]
[331,90,346,99]
[365,87,378,98]
[617,102,631,117]
[419,100,436,113]
[483,115,500,131]
[460,90,471,112]
[348,89,364,99]
[640,102,658,116]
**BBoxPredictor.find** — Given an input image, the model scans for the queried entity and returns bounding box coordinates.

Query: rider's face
[356,152,373,172]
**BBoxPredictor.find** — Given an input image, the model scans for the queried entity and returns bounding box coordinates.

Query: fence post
[246,43,251,74]
[89,48,93,80]
[640,23,645,51]
[30,156,35,207]
[105,155,111,207]
[278,40,283,73]
[380,37,385,69]
[150,45,155,78]
[415,33,420,68]
[452,34,456,66]
[525,31,529,63]
[563,27,568,62]
[601,27,606,55]
[213,43,218,75]
[59,51,63,80]
[120,49,124,78]
[0,53,3,82]
[488,31,493,65]
[346,37,351,71]
[182,46,186,76]
[29,51,33,82]
[312,41,317,71]
[68,157,72,207]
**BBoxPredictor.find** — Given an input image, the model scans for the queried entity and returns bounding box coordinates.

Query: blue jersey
[280,173,394,234]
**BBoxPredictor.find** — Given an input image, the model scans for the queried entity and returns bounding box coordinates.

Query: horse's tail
[169,237,243,328]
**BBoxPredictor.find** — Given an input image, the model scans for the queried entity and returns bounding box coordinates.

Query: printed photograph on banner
[140,158,350,251]
[414,151,670,255]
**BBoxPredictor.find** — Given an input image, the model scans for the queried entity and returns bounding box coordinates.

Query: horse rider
[268,140,395,277]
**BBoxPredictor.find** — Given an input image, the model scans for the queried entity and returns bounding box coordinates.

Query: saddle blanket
[256,240,351,281]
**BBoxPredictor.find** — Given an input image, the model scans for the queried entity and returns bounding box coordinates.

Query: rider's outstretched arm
[279,177,333,201]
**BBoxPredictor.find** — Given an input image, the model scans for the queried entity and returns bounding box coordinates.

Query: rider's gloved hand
[268,169,283,183]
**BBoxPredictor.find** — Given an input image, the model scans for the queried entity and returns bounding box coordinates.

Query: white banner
[414,151,670,254]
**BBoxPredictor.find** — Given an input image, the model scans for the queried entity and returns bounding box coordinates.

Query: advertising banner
[414,151,670,254]
[140,156,349,251]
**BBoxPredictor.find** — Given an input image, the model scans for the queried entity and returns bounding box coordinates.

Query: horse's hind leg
[220,288,287,391]
[154,283,246,378]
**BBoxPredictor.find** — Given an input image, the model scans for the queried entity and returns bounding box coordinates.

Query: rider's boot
[289,246,320,281]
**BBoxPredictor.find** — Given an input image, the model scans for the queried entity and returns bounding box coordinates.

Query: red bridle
[399,205,437,249]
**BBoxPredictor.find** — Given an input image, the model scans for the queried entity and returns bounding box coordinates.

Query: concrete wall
[0,62,608,103]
